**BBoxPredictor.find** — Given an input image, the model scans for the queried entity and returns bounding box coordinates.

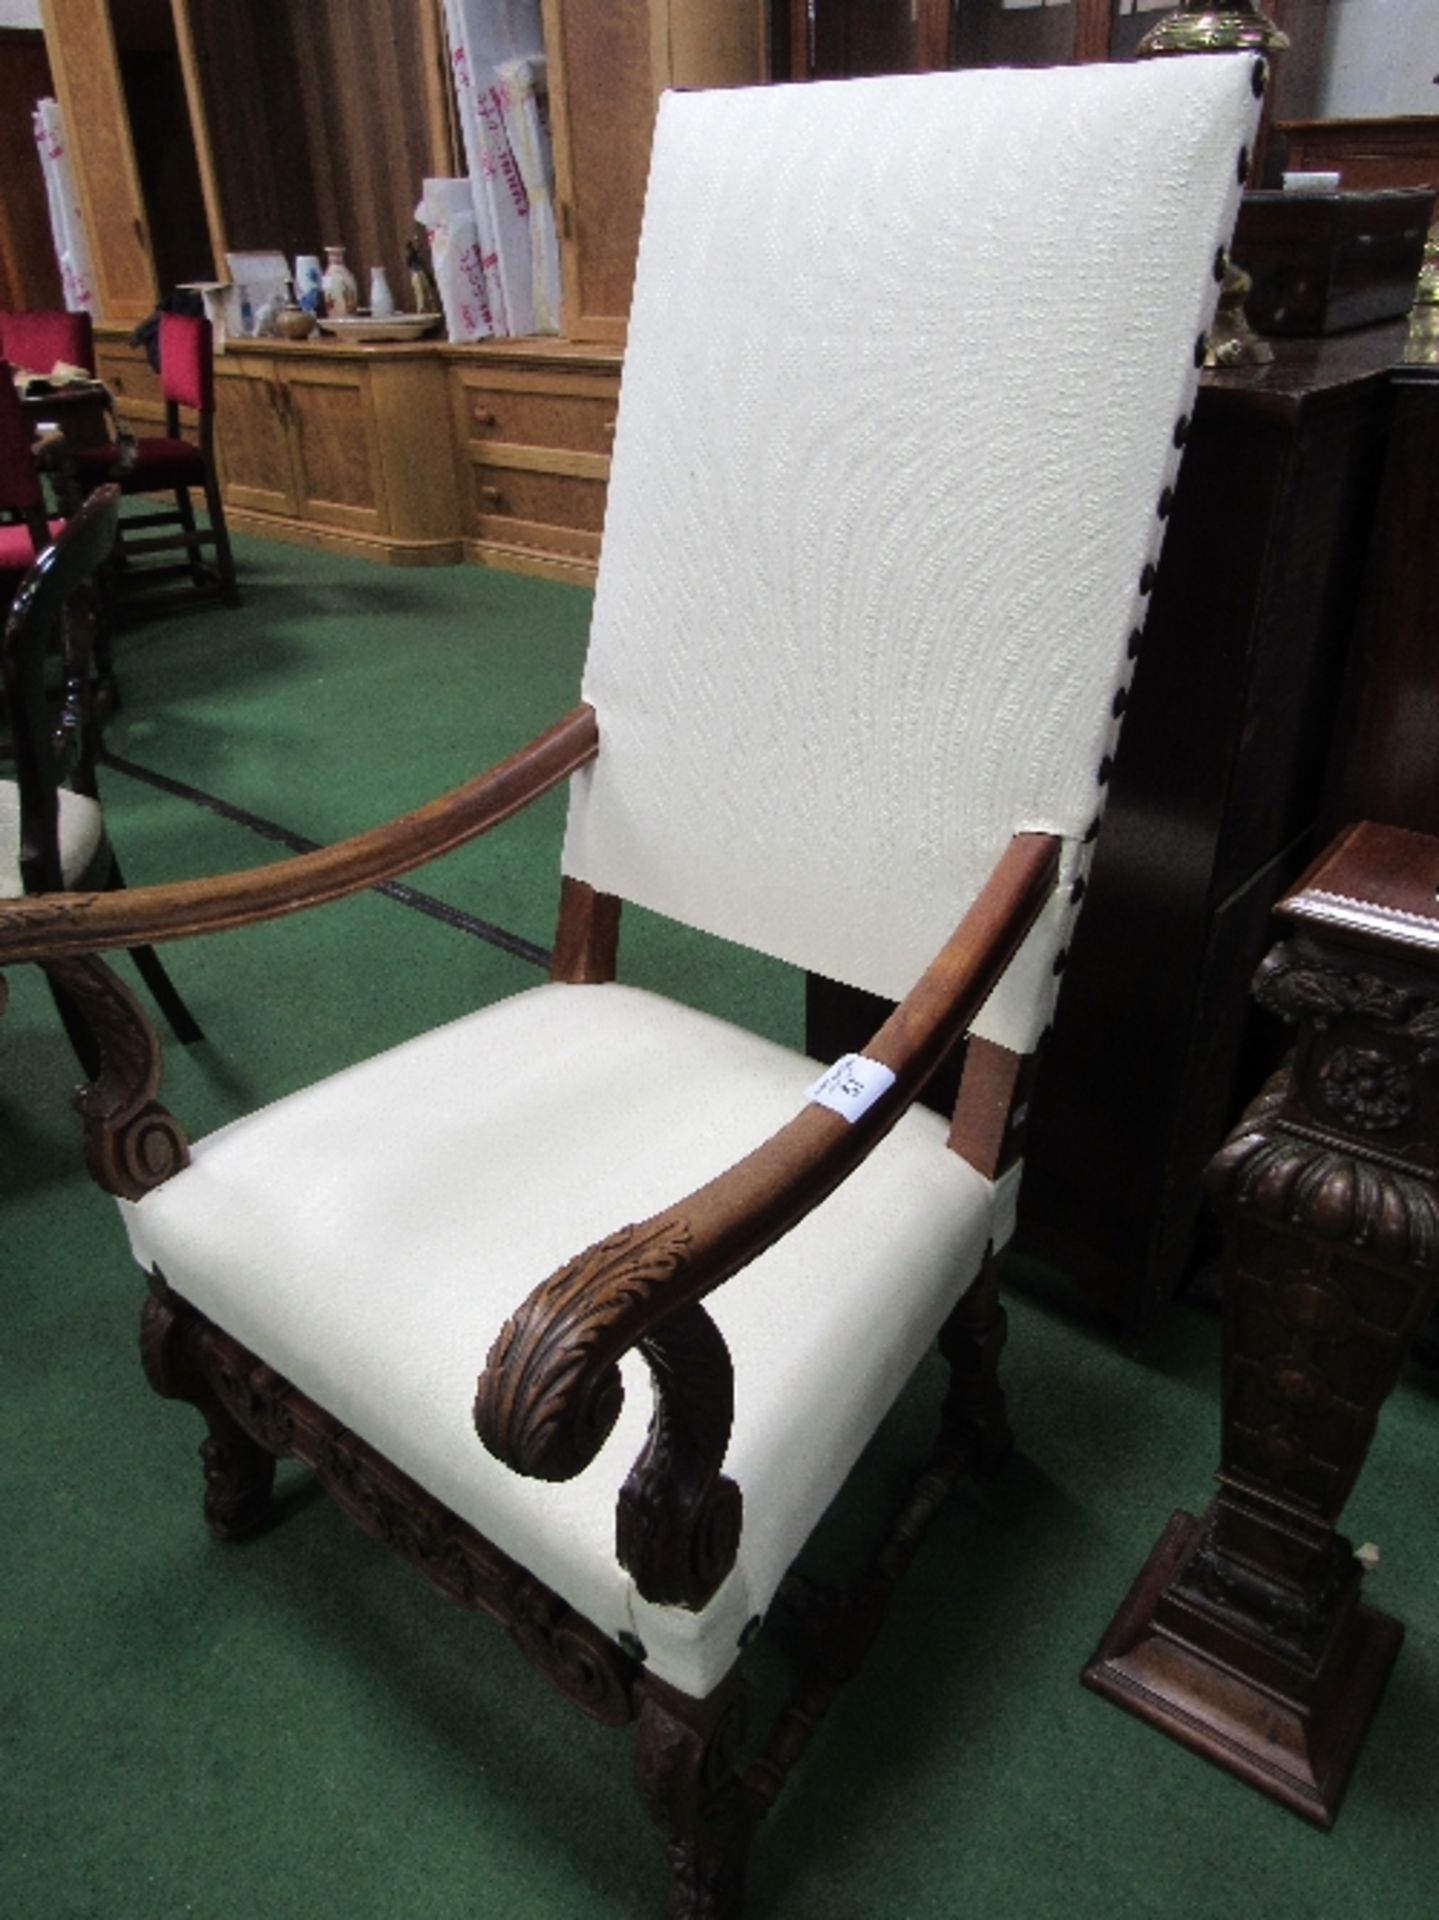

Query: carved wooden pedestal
[1083,821,1439,1826]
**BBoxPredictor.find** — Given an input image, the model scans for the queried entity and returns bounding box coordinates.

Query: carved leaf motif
[0,893,98,947]
[1209,1126,1439,1267]
[1256,944,1439,1040]
[475,1218,694,1481]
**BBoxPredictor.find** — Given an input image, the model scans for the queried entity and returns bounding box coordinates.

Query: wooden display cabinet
[447,341,621,585]
[43,1,767,582]
[39,0,209,324]
[541,0,769,343]
[212,342,463,566]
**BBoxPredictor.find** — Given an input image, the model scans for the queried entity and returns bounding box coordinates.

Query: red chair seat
[73,436,207,492]
[0,517,66,579]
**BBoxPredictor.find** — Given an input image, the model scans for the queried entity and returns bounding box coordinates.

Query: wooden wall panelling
[286,0,441,307]
[0,29,62,313]
[183,0,454,300]
[181,0,314,269]
[39,0,157,322]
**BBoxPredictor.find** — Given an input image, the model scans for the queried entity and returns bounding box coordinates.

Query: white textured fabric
[564,59,1259,1043]
[120,984,995,1695]
[0,779,104,896]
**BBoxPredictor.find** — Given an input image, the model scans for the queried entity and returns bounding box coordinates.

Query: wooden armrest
[0,705,598,965]
[474,831,1059,1607]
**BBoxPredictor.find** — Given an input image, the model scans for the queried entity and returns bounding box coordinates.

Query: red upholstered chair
[0,309,95,378]
[0,363,66,606]
[71,312,238,608]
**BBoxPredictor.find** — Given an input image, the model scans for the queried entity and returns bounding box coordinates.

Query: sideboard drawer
[455,369,618,457]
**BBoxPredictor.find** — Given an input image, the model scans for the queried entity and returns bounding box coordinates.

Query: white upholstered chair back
[563,60,1260,1044]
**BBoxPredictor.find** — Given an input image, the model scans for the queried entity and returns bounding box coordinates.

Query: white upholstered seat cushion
[0,778,105,896]
[119,981,996,1696]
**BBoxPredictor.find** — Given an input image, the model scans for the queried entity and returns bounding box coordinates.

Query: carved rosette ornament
[1210,939,1439,1269]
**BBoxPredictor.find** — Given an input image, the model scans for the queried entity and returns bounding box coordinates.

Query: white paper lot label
[806,1054,896,1123]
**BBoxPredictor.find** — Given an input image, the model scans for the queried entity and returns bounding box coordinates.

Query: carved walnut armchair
[0,60,1262,1917]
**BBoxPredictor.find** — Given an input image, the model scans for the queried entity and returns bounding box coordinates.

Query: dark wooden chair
[0,59,1262,1915]
[70,312,238,610]
[0,360,66,606]
[0,309,96,378]
[0,485,202,1074]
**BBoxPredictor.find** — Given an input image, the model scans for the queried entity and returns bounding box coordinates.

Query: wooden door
[214,354,299,516]
[281,356,386,537]
[541,0,768,343]
[39,0,157,322]
[0,29,63,312]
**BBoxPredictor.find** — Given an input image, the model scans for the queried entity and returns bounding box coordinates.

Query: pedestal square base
[1082,1510,1403,1828]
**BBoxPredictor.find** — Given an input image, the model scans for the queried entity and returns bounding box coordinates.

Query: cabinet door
[541,0,767,343]
[214,357,299,516]
[39,0,157,322]
[282,359,385,537]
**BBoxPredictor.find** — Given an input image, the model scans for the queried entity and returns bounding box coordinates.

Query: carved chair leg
[938,1251,1012,1475]
[634,1675,756,1920]
[140,1283,276,1541]
[173,485,208,588]
[46,970,103,1080]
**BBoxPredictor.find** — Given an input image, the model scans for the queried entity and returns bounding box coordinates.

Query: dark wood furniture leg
[1083,822,1439,1826]
[635,1676,755,1920]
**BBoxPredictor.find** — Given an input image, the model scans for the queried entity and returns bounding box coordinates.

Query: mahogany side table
[1083,820,1439,1826]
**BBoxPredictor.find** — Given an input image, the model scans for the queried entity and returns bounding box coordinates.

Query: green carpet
[3,534,1436,1918]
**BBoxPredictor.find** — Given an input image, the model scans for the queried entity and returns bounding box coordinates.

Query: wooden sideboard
[1014,325,1412,1336]
[1322,362,1439,840]
[806,324,1417,1339]
[1277,116,1439,195]
[447,340,621,583]
[97,326,623,579]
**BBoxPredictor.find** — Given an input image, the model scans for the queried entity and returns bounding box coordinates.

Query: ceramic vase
[294,254,325,315]
[321,245,358,318]
[366,266,395,318]
[275,301,317,341]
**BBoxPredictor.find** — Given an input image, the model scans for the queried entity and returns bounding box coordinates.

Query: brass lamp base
[1206,259,1273,367]
[1138,3,1289,57]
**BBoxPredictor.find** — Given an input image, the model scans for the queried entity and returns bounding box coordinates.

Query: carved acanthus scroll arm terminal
[474,831,1061,1612]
